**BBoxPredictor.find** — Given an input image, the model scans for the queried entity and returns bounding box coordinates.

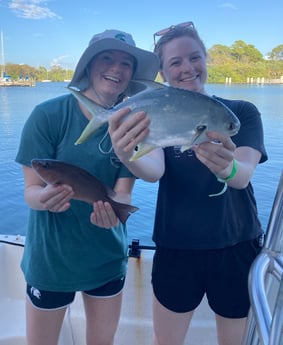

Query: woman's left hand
[90,201,119,229]
[192,131,236,179]
[193,131,262,189]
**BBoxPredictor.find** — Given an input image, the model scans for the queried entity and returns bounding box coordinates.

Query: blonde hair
[154,26,207,68]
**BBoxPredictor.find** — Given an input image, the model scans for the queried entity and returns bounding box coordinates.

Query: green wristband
[223,159,237,181]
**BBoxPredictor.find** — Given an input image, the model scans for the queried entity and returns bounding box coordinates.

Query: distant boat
[41,79,52,83]
[0,31,35,87]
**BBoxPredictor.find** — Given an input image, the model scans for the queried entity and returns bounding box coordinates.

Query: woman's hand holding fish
[192,131,236,178]
[38,184,74,213]
[109,108,165,182]
[23,166,74,212]
[192,131,261,189]
[109,108,150,163]
[90,201,119,229]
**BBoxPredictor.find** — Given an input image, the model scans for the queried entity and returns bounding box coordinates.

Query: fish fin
[179,124,208,153]
[129,144,156,161]
[180,145,192,153]
[111,201,139,224]
[125,79,166,96]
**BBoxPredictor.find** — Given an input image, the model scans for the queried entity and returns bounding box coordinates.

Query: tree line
[206,40,283,83]
[3,40,283,84]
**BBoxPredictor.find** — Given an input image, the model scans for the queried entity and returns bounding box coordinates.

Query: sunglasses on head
[153,21,195,46]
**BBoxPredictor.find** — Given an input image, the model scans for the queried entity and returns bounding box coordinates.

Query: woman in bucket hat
[15,29,159,345]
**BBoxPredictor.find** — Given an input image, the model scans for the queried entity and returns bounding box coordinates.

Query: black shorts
[27,276,125,310]
[151,238,262,318]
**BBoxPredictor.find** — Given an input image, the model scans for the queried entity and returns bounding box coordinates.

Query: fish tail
[75,117,103,145]
[68,87,107,145]
[111,201,139,224]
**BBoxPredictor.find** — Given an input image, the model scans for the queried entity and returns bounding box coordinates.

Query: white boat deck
[0,236,217,345]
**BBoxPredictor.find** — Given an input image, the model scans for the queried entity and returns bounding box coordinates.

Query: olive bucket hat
[68,29,159,90]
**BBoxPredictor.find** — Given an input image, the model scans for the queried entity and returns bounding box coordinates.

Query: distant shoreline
[1,79,282,87]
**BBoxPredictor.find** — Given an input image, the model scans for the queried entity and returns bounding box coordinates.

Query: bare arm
[23,165,74,212]
[192,131,261,189]
[108,108,165,182]
[91,108,165,229]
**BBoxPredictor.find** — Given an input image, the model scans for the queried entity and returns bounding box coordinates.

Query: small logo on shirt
[173,146,194,158]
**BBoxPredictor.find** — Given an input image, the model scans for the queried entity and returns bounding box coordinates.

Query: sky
[0,0,282,70]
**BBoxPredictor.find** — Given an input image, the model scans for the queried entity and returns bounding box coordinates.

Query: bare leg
[215,313,247,345]
[152,294,194,345]
[82,291,123,345]
[26,296,67,345]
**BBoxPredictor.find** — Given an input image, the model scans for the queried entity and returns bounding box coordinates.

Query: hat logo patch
[115,33,126,42]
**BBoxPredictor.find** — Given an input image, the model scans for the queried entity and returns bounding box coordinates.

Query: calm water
[0,83,282,246]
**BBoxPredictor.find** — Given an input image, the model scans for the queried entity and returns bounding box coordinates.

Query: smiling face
[86,49,135,107]
[160,36,207,94]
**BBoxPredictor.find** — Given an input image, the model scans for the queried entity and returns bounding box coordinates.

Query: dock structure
[0,79,35,87]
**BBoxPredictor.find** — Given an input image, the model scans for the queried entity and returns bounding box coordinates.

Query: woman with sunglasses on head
[107,22,267,345]
[15,29,161,345]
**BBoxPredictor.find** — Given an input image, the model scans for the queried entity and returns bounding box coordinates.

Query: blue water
[0,83,282,246]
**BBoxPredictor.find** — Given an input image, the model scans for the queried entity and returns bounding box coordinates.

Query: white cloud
[9,0,61,19]
[50,55,70,67]
[219,2,238,10]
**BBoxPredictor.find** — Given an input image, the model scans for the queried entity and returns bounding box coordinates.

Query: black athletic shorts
[151,237,263,318]
[27,276,125,310]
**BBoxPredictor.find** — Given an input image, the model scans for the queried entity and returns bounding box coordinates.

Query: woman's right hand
[23,166,74,212]
[108,107,151,163]
[37,183,74,212]
[108,107,165,182]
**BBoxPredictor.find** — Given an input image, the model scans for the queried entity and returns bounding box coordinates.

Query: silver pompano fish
[31,159,138,224]
[69,80,241,160]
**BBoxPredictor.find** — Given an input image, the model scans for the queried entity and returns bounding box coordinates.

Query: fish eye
[227,122,237,131]
[42,161,51,168]
[196,124,207,133]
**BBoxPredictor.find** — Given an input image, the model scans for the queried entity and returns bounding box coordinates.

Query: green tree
[230,40,263,63]
[208,44,233,65]
[36,66,49,81]
[268,45,283,60]
[5,63,36,80]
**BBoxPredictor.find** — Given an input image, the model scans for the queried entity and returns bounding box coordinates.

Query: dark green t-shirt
[16,94,134,291]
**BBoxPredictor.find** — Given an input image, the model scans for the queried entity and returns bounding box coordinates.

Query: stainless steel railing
[242,171,283,345]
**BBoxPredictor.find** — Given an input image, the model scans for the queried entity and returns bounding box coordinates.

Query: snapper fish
[31,159,138,224]
[69,80,241,161]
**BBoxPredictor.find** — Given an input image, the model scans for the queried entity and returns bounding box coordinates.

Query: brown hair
[154,26,207,68]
